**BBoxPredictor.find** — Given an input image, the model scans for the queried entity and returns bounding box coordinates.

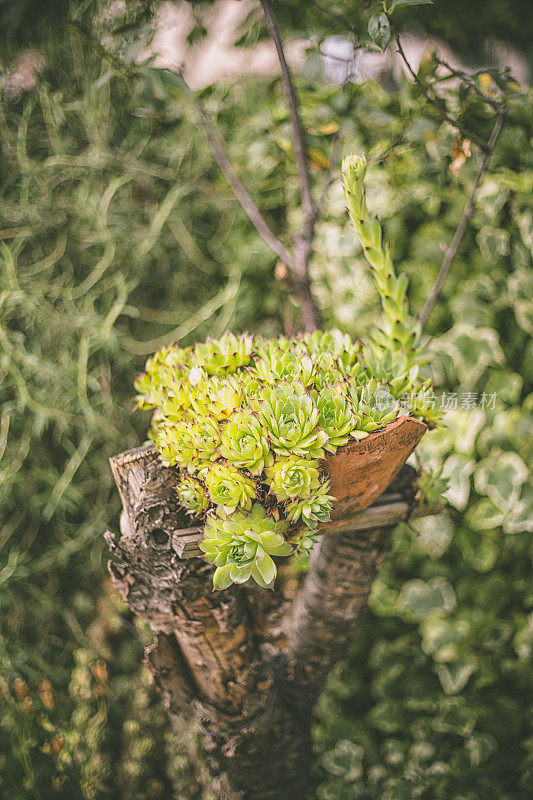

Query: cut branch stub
[107,446,265,721]
[107,446,314,800]
[106,423,435,800]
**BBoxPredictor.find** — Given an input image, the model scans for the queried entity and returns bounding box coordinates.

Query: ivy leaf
[466,497,504,531]
[437,660,476,695]
[368,13,391,52]
[398,577,456,620]
[442,454,475,510]
[475,452,528,513]
[414,513,454,558]
[465,733,498,767]
[433,697,477,736]
[321,740,364,781]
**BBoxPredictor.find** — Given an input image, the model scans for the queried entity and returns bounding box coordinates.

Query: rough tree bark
[106,445,437,799]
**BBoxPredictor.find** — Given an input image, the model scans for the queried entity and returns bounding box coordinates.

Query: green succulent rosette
[219,412,273,475]
[285,481,335,528]
[188,374,244,419]
[256,385,328,459]
[158,381,194,421]
[176,476,210,516]
[315,388,359,453]
[253,349,314,386]
[348,378,400,434]
[266,456,321,502]
[193,417,222,464]
[151,416,197,469]
[199,504,292,589]
[202,462,256,512]
[192,331,253,375]
[292,529,319,561]
[135,344,192,410]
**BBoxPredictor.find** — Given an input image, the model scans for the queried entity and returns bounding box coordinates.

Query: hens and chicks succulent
[134,154,438,590]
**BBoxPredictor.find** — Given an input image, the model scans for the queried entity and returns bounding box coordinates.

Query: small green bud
[176,477,210,516]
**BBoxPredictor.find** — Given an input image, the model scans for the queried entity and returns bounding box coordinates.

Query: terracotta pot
[322,415,427,523]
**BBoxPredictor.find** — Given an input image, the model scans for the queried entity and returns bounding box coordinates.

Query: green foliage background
[0,1,531,798]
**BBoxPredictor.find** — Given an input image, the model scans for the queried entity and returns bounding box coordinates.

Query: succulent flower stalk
[342,153,422,368]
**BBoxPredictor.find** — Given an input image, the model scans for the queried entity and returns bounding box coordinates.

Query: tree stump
[105,444,439,799]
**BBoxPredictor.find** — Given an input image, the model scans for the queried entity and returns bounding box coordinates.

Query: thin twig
[260,0,320,331]
[395,35,488,153]
[260,0,315,226]
[418,108,506,327]
[193,98,295,270]
[433,55,503,112]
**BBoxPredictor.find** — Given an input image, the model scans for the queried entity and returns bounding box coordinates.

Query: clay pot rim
[324,413,427,462]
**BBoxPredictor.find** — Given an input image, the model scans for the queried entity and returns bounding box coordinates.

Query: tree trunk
[106,445,436,799]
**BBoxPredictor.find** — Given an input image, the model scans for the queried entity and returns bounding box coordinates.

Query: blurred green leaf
[368,13,391,51]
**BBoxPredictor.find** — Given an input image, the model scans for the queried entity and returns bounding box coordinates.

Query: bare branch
[193,96,295,270]
[395,35,488,153]
[260,0,315,226]
[418,109,506,326]
[434,55,504,112]
[260,0,322,332]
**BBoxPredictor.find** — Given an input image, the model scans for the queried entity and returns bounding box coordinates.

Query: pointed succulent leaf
[213,564,233,590]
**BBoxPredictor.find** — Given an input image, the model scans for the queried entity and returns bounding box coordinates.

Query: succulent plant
[193,417,222,464]
[176,476,210,516]
[219,413,273,475]
[253,348,314,386]
[292,529,319,561]
[192,331,253,375]
[285,481,335,528]
[134,156,437,590]
[189,374,244,419]
[256,385,328,459]
[315,388,358,452]
[266,456,321,502]
[135,344,192,409]
[199,505,292,589]
[342,153,424,372]
[202,462,256,513]
[150,417,196,469]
